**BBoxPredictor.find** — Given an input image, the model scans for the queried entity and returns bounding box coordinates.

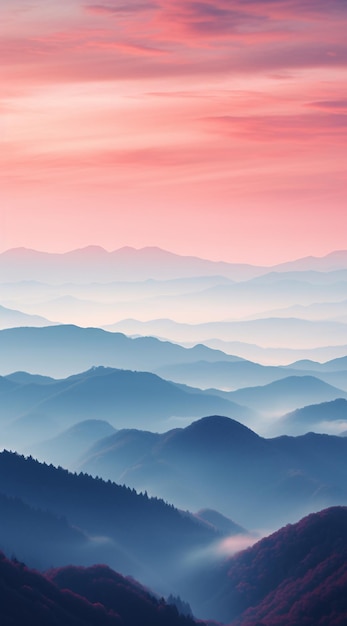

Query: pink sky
[1,0,347,264]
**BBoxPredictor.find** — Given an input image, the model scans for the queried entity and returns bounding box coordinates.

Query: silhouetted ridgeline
[0,450,217,542]
[0,245,266,282]
[280,397,347,434]
[2,248,347,367]
[0,553,200,626]
[0,364,251,447]
[0,324,243,378]
[27,419,117,468]
[78,415,347,528]
[0,450,218,594]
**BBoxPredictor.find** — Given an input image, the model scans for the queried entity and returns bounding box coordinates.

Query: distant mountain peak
[185,414,260,440]
[196,508,247,536]
[65,245,108,255]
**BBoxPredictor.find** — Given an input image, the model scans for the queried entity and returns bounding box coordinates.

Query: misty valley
[1,247,347,625]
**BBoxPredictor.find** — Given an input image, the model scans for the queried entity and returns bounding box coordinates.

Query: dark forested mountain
[78,416,347,529]
[193,506,347,625]
[0,450,219,598]
[1,502,347,626]
[0,552,199,626]
[0,492,88,570]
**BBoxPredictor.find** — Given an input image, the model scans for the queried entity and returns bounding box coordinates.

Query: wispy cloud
[2,0,347,86]
[85,3,158,15]
[308,99,347,110]
[1,0,346,261]
[205,112,347,141]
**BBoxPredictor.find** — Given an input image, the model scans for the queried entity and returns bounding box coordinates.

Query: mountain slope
[0,324,244,377]
[0,450,218,596]
[26,419,117,467]
[78,415,347,529]
[2,246,347,283]
[0,366,253,449]
[0,245,265,282]
[195,506,347,624]
[154,358,337,391]
[106,315,347,349]
[276,249,347,271]
[155,356,347,392]
[0,552,199,626]
[0,304,55,329]
[228,375,347,416]
[279,398,347,435]
[0,491,87,569]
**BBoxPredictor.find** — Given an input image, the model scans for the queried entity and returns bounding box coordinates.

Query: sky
[1,0,347,264]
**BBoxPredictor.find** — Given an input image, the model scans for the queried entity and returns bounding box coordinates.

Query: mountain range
[4,277,347,328]
[0,450,222,602]
[2,358,347,461]
[2,246,347,282]
[0,324,244,377]
[0,366,255,450]
[1,246,347,624]
[0,324,346,403]
[2,361,347,454]
[0,246,266,282]
[154,357,347,392]
[1,247,347,364]
[226,375,347,417]
[0,304,54,329]
[108,316,347,351]
[69,415,347,529]
[2,505,347,625]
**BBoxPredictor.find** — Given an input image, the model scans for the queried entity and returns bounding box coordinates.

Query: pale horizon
[1,242,347,268]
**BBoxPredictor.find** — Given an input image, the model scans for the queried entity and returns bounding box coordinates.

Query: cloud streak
[1,0,346,262]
